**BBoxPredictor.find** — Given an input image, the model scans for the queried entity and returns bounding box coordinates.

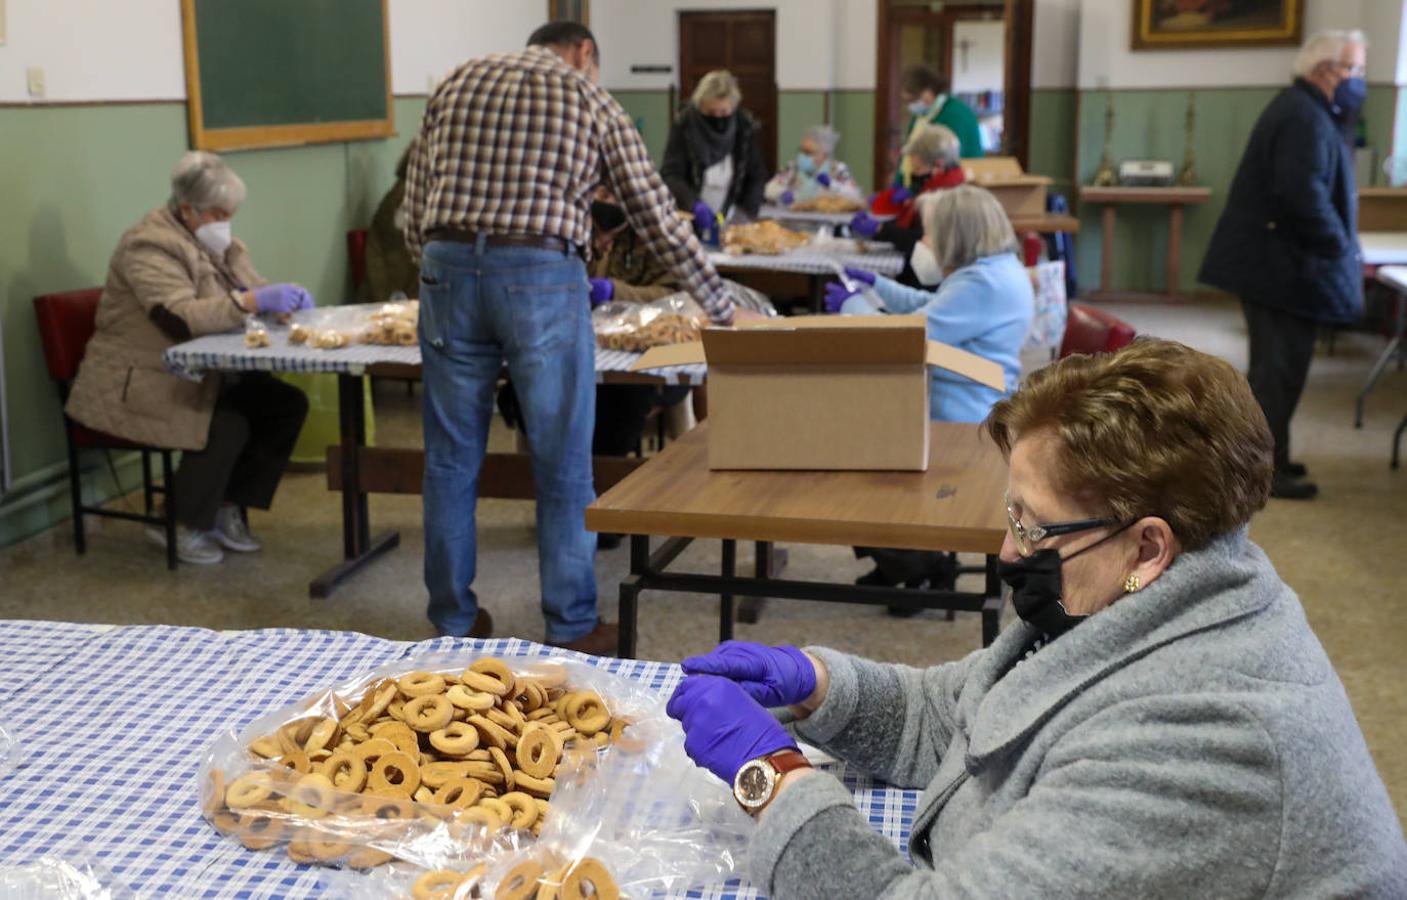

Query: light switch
[26,67,45,99]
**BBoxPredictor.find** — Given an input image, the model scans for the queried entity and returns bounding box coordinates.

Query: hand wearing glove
[691,200,715,224]
[843,267,877,286]
[253,283,314,314]
[848,212,880,239]
[892,186,914,204]
[666,675,799,784]
[681,641,817,708]
[588,278,614,306]
[815,172,832,188]
[824,281,860,314]
[780,190,795,206]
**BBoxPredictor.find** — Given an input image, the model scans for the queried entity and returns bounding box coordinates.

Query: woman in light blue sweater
[829,184,1034,424]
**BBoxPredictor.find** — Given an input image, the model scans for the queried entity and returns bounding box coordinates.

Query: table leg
[738,541,776,624]
[719,539,736,643]
[1356,294,1406,428]
[1167,204,1184,298]
[1100,205,1116,295]
[308,374,400,598]
[1393,413,1407,470]
[617,535,649,659]
[809,275,825,314]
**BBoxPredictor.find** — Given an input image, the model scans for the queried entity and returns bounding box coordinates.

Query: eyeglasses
[1004,490,1121,558]
[1333,62,1368,78]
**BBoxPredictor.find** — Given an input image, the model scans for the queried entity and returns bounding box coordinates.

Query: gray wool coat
[752,529,1407,898]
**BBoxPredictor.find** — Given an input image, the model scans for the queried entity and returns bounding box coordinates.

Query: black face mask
[996,521,1135,638]
[705,113,734,134]
[590,200,627,233]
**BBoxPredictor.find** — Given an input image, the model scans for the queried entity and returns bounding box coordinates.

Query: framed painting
[1132,0,1303,50]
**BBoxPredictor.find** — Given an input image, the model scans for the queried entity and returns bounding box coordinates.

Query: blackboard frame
[180,0,394,152]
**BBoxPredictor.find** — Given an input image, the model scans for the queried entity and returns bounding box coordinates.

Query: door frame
[677,7,779,174]
[872,0,1033,187]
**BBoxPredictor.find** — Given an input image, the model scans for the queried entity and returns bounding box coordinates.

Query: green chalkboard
[182,0,393,151]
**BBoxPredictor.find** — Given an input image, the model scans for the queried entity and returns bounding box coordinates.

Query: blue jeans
[418,239,598,642]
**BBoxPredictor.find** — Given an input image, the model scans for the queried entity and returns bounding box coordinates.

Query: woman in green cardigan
[896,64,983,185]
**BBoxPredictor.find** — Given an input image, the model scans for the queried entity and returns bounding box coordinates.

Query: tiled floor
[3,295,1404,825]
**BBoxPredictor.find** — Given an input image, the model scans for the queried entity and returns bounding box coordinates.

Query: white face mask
[911,241,944,286]
[195,220,232,256]
[907,99,931,116]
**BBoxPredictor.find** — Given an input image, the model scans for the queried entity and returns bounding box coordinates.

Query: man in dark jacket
[1199,30,1367,501]
[661,69,769,229]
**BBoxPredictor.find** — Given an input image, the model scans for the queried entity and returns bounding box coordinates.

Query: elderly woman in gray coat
[668,339,1407,897]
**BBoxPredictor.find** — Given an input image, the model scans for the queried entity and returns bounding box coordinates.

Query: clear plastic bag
[593,293,710,352]
[201,651,748,897]
[279,301,419,350]
[0,851,135,900]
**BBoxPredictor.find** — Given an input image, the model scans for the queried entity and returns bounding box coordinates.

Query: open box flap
[926,341,1005,390]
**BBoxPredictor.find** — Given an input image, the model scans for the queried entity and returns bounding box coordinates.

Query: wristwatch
[733,749,812,814]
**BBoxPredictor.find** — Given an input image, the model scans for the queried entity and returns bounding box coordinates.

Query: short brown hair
[985,338,1273,550]
[901,64,949,97]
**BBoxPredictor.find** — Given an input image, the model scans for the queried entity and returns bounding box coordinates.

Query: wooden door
[678,10,778,175]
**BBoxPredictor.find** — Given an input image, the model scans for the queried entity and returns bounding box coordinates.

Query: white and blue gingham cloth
[708,247,905,277]
[163,336,707,386]
[0,621,917,898]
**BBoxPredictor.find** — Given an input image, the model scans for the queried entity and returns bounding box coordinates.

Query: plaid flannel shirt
[404,46,735,323]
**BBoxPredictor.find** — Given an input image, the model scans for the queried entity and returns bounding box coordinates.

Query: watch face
[734,759,775,809]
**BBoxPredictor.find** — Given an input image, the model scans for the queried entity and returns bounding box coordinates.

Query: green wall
[1074,86,1399,296]
[612,90,674,169]
[1028,88,1077,196]
[0,96,426,547]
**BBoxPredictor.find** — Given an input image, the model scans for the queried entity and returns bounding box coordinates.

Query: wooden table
[1079,186,1212,301]
[586,421,1009,658]
[1009,213,1081,234]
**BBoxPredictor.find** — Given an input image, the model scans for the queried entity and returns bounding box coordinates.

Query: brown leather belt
[427,228,581,258]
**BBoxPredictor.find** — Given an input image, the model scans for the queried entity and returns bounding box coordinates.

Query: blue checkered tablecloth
[163,335,707,386]
[0,621,916,898]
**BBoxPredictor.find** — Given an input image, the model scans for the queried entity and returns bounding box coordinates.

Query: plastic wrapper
[277,301,419,350]
[721,220,810,255]
[242,315,271,349]
[0,851,135,900]
[593,293,710,352]
[202,651,749,897]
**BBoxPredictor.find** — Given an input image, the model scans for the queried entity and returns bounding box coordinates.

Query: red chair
[33,289,178,569]
[1021,231,1044,267]
[1059,303,1137,358]
[347,229,369,290]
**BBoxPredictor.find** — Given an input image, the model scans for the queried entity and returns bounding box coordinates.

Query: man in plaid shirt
[404,22,742,655]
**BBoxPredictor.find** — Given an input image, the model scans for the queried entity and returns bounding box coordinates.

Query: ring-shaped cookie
[445,684,496,712]
[560,857,620,900]
[515,725,561,779]
[455,805,502,833]
[236,810,285,850]
[428,721,479,757]
[497,859,545,900]
[466,714,514,750]
[225,772,274,809]
[287,772,335,819]
[316,751,367,792]
[276,750,311,774]
[477,796,512,825]
[412,869,465,900]
[397,671,446,698]
[498,791,539,830]
[514,772,556,799]
[488,745,516,790]
[362,792,415,820]
[459,671,511,697]
[368,750,421,795]
[563,692,611,735]
[432,776,486,809]
[467,657,515,695]
[403,694,454,733]
[303,717,339,753]
[346,846,395,869]
[349,737,397,766]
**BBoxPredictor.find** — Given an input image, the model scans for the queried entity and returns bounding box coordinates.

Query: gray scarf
[684,106,737,168]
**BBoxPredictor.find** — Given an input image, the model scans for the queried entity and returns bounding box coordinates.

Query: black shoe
[1282,461,1308,479]
[596,532,623,551]
[1270,473,1318,500]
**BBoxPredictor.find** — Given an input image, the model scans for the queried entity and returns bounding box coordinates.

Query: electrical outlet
[26,67,46,99]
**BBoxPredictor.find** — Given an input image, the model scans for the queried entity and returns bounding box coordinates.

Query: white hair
[801,125,840,154]
[920,185,1017,272]
[691,70,742,108]
[170,150,246,213]
[902,124,962,169]
[1292,29,1366,79]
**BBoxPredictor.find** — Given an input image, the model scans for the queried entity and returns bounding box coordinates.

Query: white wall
[1032,0,1079,89]
[595,0,876,91]
[0,0,542,103]
[1076,0,1390,89]
[951,21,1005,95]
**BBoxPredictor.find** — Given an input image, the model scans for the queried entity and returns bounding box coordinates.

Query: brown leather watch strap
[767,749,812,776]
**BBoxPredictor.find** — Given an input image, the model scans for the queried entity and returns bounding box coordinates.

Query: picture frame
[1132,0,1303,51]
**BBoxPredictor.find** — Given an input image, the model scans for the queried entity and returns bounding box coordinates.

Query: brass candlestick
[1177,91,1198,187]
[1091,93,1118,187]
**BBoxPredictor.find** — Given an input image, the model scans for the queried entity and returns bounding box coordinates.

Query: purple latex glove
[843,266,877,286]
[849,212,880,239]
[892,186,914,204]
[815,172,832,188]
[824,281,860,314]
[780,190,795,206]
[691,200,715,223]
[666,676,799,784]
[253,283,313,314]
[588,277,614,306]
[681,641,817,708]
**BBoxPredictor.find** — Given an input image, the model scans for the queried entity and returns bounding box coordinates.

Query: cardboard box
[630,315,1005,471]
[963,156,1051,219]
